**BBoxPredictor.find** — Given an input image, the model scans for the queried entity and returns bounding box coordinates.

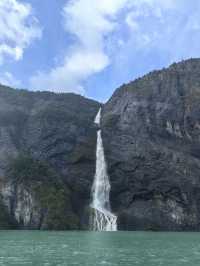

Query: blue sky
[0,0,200,102]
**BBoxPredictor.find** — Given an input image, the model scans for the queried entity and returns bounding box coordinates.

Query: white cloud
[0,72,21,87]
[125,0,177,35]
[108,0,200,87]
[123,0,200,60]
[30,0,128,94]
[0,0,42,64]
[30,0,200,95]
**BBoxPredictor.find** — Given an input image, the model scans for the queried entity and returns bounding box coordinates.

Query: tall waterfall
[90,108,117,231]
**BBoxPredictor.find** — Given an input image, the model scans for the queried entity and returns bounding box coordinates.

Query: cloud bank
[31,0,194,94]
[2,0,200,97]
[0,0,42,64]
[30,0,128,94]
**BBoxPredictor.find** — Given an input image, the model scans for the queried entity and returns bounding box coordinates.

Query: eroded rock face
[0,86,100,229]
[1,58,200,231]
[102,59,200,231]
[0,181,41,228]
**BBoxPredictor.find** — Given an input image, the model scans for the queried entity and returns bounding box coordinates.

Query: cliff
[102,58,200,231]
[0,85,100,229]
[1,58,200,231]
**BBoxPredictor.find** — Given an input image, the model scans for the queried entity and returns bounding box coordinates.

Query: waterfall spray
[90,108,117,231]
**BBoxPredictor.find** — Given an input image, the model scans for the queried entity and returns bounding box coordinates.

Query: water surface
[0,231,200,266]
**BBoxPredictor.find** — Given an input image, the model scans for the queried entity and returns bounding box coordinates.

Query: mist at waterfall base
[90,109,117,231]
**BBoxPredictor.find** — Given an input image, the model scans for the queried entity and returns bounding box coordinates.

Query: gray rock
[2,58,200,231]
[102,58,200,231]
[0,85,100,229]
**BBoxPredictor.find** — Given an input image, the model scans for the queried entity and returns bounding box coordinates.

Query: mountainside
[1,58,200,231]
[0,85,100,229]
[102,58,200,231]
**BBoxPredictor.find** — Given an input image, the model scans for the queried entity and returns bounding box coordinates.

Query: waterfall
[90,108,117,231]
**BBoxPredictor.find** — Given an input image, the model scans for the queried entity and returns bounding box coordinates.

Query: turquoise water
[0,231,200,266]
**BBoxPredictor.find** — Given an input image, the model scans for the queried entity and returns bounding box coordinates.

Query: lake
[0,231,200,266]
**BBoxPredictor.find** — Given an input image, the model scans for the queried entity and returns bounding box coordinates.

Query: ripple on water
[0,231,200,266]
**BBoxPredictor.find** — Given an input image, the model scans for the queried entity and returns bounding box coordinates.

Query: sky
[0,0,200,102]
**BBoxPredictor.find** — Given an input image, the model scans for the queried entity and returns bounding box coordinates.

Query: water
[94,108,101,125]
[91,109,117,231]
[0,231,200,266]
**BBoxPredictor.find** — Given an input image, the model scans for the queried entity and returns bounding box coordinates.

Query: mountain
[0,85,100,229]
[102,58,200,231]
[1,58,200,231]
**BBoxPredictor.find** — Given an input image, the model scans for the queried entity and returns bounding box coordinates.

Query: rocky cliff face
[0,85,100,229]
[102,58,200,231]
[1,58,200,231]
